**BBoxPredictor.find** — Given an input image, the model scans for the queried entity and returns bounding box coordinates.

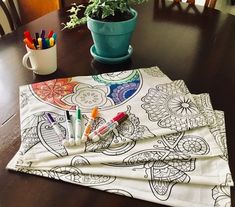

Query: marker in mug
[81,106,99,142]
[75,107,82,145]
[89,112,128,142]
[65,110,75,146]
[45,112,69,147]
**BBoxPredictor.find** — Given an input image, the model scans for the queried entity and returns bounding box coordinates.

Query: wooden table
[0,1,234,206]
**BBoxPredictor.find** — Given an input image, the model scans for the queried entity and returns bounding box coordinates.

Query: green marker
[75,106,82,145]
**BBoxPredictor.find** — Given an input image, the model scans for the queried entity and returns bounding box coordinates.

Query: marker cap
[113,112,128,124]
[76,107,81,120]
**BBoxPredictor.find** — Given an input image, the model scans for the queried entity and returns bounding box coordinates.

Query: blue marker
[42,38,47,49]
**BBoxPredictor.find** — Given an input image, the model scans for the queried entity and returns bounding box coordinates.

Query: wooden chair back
[0,0,22,36]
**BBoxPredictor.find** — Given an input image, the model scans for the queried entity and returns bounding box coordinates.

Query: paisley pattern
[21,112,68,157]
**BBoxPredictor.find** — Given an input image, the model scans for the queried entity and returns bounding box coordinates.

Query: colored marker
[33,38,38,47]
[24,31,33,43]
[35,32,39,40]
[81,107,99,142]
[45,112,69,147]
[42,38,47,49]
[65,110,75,146]
[52,33,57,42]
[47,30,54,38]
[45,38,50,48]
[40,29,45,38]
[89,112,128,142]
[49,37,55,47]
[23,38,36,49]
[75,107,82,145]
[37,38,42,49]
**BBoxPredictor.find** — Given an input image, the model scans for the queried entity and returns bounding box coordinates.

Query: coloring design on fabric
[212,173,232,207]
[141,80,207,132]
[105,189,134,198]
[21,111,68,157]
[105,132,210,200]
[30,70,142,112]
[85,105,154,155]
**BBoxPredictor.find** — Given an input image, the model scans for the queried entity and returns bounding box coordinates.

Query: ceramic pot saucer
[90,45,133,64]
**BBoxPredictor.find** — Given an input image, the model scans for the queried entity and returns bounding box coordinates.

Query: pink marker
[89,112,128,142]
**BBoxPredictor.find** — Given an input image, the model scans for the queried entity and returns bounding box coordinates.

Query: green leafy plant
[62,0,147,30]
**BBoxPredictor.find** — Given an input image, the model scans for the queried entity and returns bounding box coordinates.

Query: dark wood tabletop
[0,0,234,206]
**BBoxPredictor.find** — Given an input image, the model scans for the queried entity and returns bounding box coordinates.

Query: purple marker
[45,112,69,147]
[40,29,45,38]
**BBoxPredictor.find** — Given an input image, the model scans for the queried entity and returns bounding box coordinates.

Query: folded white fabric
[6,66,233,207]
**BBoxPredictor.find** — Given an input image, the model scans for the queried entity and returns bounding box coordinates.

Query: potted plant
[62,0,147,64]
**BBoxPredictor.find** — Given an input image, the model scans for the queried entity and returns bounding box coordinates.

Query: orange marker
[23,38,36,49]
[24,31,33,43]
[81,107,99,142]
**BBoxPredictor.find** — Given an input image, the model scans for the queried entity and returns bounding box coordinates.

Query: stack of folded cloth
[7,66,234,207]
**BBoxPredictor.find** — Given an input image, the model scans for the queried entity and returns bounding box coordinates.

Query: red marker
[24,31,33,43]
[47,30,54,38]
[89,112,128,142]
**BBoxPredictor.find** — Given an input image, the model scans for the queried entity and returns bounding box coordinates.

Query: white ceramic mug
[22,44,57,75]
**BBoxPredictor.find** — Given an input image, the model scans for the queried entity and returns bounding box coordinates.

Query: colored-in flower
[31,78,78,110]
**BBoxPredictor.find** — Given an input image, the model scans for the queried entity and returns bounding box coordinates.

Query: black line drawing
[20,87,30,108]
[105,189,134,198]
[84,105,155,156]
[49,166,116,186]
[141,80,207,132]
[104,132,210,200]
[212,173,232,207]
[17,166,116,187]
[71,155,90,166]
[21,111,68,157]
[141,66,166,77]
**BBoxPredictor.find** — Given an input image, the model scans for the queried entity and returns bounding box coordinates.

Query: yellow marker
[81,107,99,142]
[49,37,55,47]
[38,38,42,49]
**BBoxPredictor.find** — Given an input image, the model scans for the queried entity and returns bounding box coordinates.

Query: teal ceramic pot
[87,9,138,58]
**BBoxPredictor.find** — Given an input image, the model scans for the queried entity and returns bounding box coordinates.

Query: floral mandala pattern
[31,71,142,111]
[141,80,207,131]
[31,78,78,110]
[61,83,113,110]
